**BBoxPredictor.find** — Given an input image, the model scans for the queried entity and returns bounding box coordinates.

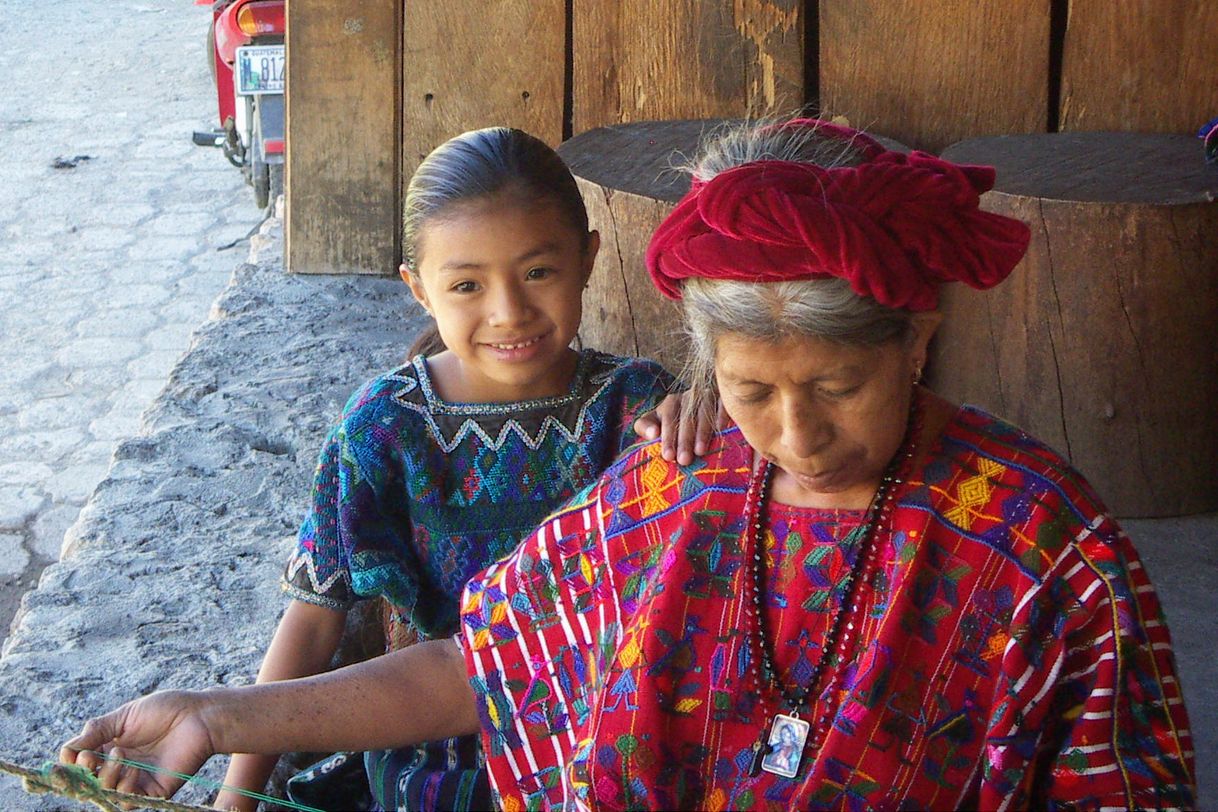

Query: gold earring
[913,366,923,385]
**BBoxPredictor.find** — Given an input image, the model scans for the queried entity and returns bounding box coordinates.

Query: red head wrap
[645,120,1031,311]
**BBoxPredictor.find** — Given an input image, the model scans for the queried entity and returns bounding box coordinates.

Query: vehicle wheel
[252,153,270,210]
[207,21,217,82]
[268,162,284,213]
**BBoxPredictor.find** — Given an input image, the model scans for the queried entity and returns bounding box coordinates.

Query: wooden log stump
[933,133,1218,517]
[558,120,729,375]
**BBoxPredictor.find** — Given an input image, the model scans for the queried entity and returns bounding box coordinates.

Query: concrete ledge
[0,219,418,809]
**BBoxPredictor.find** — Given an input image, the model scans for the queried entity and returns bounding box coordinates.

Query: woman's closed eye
[731,387,772,405]
[818,384,860,400]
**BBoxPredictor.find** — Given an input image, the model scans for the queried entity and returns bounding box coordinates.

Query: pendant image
[760,713,809,778]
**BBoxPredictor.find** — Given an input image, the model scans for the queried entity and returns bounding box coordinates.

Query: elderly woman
[62,120,1194,810]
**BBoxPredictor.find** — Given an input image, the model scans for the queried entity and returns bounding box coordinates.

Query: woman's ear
[581,230,601,286]
[908,310,943,372]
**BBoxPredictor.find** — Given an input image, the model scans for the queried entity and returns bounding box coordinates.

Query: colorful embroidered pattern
[281,349,671,811]
[282,349,671,635]
[461,406,1195,811]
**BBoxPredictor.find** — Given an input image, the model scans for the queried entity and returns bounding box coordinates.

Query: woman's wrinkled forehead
[713,331,880,385]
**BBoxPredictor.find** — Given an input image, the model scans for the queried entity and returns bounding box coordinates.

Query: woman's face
[715,316,939,509]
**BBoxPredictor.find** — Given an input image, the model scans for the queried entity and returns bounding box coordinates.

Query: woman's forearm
[219,601,351,808]
[62,636,478,798]
[207,637,478,755]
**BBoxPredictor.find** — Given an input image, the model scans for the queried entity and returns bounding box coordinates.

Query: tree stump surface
[934,132,1218,517]
[559,120,734,373]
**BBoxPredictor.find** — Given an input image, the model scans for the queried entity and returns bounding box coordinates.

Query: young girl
[215,127,676,812]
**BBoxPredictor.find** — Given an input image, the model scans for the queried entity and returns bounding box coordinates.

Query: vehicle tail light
[237,3,285,36]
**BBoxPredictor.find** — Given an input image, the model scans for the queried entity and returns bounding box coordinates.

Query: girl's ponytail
[406,324,446,360]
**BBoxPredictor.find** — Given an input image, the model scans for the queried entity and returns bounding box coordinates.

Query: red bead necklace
[745,395,922,778]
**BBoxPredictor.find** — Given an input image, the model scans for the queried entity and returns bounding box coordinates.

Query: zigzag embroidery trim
[388,353,620,453]
[284,549,352,597]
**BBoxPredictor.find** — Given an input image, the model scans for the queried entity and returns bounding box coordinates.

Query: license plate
[235,45,285,95]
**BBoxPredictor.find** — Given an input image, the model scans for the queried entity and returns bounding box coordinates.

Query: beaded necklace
[746,395,921,778]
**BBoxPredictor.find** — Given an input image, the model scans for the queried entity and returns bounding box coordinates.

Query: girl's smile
[482,330,550,357]
[404,195,599,403]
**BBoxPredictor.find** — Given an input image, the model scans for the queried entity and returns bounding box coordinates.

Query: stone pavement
[0,221,419,810]
[0,1,266,633]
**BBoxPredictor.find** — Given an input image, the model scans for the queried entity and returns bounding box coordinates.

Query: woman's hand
[633,392,725,465]
[58,637,477,801]
[59,690,219,800]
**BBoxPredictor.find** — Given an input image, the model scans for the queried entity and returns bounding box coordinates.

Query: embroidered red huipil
[460,402,1195,810]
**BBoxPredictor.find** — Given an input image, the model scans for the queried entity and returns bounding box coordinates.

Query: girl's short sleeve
[283,396,417,613]
[282,424,357,609]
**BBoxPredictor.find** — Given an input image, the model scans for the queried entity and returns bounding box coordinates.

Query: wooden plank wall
[286,0,1218,275]
[818,0,1050,153]
[400,0,566,180]
[572,0,804,132]
[1060,0,1218,133]
[285,1,400,275]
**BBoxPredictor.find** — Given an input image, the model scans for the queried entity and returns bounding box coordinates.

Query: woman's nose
[781,401,832,459]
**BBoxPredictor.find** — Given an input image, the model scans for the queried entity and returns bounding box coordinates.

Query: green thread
[78,750,326,812]
[1,756,204,811]
[0,753,325,812]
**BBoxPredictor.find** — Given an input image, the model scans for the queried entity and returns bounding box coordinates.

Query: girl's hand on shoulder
[59,690,219,801]
[633,392,724,465]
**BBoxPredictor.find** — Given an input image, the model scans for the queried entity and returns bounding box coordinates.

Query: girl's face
[404,196,598,403]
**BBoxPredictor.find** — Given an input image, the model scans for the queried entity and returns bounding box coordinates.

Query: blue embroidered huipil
[283,349,672,811]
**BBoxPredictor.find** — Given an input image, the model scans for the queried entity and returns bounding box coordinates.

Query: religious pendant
[757,713,809,778]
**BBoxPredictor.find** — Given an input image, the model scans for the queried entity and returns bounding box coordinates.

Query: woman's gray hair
[675,119,916,424]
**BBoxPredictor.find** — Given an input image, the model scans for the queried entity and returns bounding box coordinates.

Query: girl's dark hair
[402,127,591,357]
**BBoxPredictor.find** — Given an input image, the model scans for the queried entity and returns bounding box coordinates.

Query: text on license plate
[236,45,285,95]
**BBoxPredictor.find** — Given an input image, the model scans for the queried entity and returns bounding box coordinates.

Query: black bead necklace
[745,397,921,778]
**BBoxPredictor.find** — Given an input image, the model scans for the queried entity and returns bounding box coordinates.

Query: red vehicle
[194,0,286,210]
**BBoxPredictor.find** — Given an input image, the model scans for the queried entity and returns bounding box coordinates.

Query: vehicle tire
[268,162,284,213]
[207,21,217,82]
[252,152,270,210]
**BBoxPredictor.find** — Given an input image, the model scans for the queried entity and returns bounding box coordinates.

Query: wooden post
[285,0,401,275]
[1060,0,1218,133]
[572,1,804,134]
[401,0,565,182]
[818,0,1049,153]
[932,133,1218,517]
